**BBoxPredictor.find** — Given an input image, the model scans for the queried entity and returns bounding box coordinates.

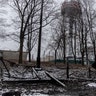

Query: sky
[0,1,19,51]
[0,0,65,58]
[0,0,86,59]
[0,0,95,59]
[0,1,60,60]
[55,0,64,4]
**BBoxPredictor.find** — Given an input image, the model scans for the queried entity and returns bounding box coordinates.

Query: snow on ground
[87,83,96,87]
[1,65,96,96]
[23,93,48,96]
[3,66,51,81]
[2,65,96,81]
[0,84,66,96]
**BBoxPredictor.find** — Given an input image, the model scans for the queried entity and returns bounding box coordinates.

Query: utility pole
[36,0,44,68]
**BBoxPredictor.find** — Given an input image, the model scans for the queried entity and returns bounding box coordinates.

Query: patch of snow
[87,83,96,87]
[22,93,49,96]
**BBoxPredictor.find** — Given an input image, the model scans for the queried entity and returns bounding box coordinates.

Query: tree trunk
[27,24,32,62]
[55,49,57,65]
[62,17,66,64]
[36,0,44,68]
[19,33,24,64]
[74,20,77,64]
[81,19,84,65]
[93,42,96,62]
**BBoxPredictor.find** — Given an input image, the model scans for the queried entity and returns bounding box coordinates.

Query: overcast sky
[0,1,19,51]
[0,0,95,59]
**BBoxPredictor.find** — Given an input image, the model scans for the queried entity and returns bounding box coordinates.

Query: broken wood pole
[0,60,10,78]
[32,68,41,80]
[66,57,69,79]
[45,71,66,87]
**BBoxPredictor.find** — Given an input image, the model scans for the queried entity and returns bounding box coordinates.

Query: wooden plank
[3,79,49,83]
[45,71,66,87]
[32,68,41,80]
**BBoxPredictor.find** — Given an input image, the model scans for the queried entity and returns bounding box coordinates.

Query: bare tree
[12,0,36,63]
[12,0,55,64]
[80,0,96,63]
